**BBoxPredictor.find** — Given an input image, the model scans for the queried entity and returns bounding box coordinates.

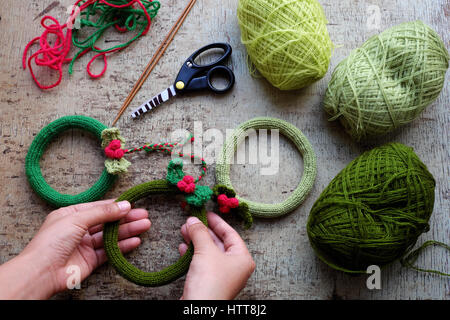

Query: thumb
[71,200,131,229]
[186,217,216,253]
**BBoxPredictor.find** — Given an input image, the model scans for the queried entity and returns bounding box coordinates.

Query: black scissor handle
[174,43,233,94]
[207,65,235,93]
[183,65,235,93]
[188,42,232,68]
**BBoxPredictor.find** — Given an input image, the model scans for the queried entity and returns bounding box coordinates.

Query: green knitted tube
[103,180,208,287]
[216,117,317,218]
[25,115,117,207]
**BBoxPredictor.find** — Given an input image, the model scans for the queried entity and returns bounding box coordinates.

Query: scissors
[131,43,235,119]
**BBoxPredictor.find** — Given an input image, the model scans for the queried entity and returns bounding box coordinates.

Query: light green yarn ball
[237,0,333,90]
[324,21,449,141]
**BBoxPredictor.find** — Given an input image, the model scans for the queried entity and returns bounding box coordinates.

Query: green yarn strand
[103,180,207,287]
[68,0,160,74]
[400,241,450,277]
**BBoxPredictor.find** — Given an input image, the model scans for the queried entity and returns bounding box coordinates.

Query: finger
[178,243,188,256]
[206,212,248,254]
[88,208,149,234]
[185,217,217,253]
[71,201,131,229]
[57,199,116,217]
[91,218,151,249]
[95,237,141,266]
[181,222,225,252]
[180,223,190,244]
[208,229,225,252]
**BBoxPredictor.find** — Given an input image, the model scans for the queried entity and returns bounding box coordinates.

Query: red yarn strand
[23,0,155,89]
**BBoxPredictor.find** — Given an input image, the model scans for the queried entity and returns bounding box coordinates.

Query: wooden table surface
[0,0,448,299]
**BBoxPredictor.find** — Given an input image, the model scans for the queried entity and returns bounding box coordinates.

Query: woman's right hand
[179,212,255,300]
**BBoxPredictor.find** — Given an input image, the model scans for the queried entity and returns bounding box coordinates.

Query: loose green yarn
[237,0,333,90]
[69,0,161,75]
[324,21,449,141]
[306,143,447,274]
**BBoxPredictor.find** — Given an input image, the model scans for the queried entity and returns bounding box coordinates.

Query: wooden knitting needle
[112,0,198,126]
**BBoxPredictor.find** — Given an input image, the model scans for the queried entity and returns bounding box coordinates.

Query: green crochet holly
[212,185,253,229]
[101,128,131,175]
[166,158,212,207]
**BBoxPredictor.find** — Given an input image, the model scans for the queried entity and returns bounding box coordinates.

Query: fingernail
[117,201,131,212]
[186,216,201,226]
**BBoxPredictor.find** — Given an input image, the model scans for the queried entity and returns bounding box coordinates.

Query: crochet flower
[217,194,239,213]
[177,175,196,193]
[104,139,125,159]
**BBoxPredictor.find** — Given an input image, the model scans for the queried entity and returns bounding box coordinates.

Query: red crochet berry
[228,197,239,208]
[177,175,196,193]
[217,194,229,206]
[219,205,231,214]
[217,194,239,214]
[104,139,125,159]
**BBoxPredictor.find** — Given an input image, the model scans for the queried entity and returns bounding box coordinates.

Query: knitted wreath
[216,117,317,218]
[25,116,118,207]
[103,158,212,286]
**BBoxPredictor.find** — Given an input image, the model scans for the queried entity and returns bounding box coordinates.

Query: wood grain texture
[0,0,448,299]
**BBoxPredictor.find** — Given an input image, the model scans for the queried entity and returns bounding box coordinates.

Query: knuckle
[101,203,119,216]
[189,222,207,233]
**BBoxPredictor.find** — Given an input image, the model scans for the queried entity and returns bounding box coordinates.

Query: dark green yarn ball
[307,143,436,273]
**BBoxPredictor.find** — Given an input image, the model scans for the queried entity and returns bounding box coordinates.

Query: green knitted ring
[216,117,317,218]
[25,115,117,207]
[103,179,207,287]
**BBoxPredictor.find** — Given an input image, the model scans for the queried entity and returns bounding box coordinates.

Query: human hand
[0,199,151,299]
[178,212,255,300]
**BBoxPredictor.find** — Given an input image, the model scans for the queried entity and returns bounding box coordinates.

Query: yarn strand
[23,0,160,89]
[400,240,450,277]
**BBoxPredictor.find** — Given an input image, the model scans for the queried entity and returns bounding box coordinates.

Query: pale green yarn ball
[324,21,449,141]
[237,0,333,90]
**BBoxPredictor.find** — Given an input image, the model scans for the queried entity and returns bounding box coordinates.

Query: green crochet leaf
[236,202,253,229]
[101,128,125,148]
[185,185,213,207]
[105,158,131,175]
[166,158,185,185]
[212,184,253,229]
[212,184,236,199]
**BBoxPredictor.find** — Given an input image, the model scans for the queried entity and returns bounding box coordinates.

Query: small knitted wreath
[216,117,317,218]
[103,158,212,286]
[25,115,118,207]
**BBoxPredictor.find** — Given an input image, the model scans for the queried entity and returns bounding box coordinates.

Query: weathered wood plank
[0,0,448,299]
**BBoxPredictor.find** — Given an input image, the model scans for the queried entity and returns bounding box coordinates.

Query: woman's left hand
[0,199,150,299]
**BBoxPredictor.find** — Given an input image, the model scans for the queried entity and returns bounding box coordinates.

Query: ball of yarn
[324,21,449,141]
[307,143,436,273]
[237,0,333,90]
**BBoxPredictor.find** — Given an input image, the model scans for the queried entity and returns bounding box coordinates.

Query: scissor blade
[130,85,177,119]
